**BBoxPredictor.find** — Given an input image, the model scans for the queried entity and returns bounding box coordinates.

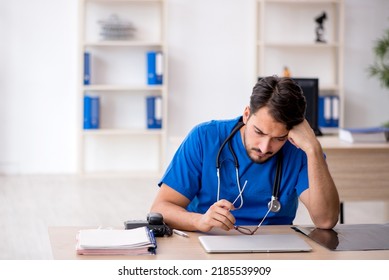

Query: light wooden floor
[0,175,159,260]
[1,175,388,259]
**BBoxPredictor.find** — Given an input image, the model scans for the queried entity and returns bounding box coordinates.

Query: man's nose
[258,138,272,154]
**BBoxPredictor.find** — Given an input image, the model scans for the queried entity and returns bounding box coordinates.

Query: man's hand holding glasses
[202,199,273,235]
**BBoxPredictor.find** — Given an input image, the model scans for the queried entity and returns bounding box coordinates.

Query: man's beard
[246,147,273,163]
[242,132,273,163]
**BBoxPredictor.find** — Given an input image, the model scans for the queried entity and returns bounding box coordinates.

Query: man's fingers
[210,200,236,229]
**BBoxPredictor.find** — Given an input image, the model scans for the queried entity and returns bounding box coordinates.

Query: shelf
[256,0,343,81]
[79,170,162,178]
[85,0,163,3]
[255,0,344,129]
[83,40,164,47]
[83,84,164,91]
[262,0,341,3]
[260,42,339,48]
[83,128,164,136]
[320,84,340,91]
[79,0,167,175]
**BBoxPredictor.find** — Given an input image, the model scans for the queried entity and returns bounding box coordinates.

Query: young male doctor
[151,76,339,233]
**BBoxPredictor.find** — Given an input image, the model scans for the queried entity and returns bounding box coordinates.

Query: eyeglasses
[234,207,272,235]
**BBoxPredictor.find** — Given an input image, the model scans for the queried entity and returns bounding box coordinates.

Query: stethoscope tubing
[215,120,283,213]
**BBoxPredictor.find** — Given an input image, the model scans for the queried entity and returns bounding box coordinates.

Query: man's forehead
[249,112,289,137]
[252,124,289,137]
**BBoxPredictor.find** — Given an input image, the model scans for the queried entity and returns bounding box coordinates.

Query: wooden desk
[48,225,389,260]
[318,136,389,202]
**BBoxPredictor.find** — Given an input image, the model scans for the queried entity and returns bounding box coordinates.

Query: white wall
[166,0,255,136]
[0,0,79,174]
[0,0,389,174]
[343,0,389,127]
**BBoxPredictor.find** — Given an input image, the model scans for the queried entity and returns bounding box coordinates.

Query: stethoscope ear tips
[268,197,281,213]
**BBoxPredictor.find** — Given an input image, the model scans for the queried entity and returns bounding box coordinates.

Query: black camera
[124,212,172,237]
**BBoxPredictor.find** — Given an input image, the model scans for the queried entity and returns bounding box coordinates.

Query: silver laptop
[198,234,312,253]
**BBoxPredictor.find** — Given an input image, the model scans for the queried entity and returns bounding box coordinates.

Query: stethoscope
[215,121,283,213]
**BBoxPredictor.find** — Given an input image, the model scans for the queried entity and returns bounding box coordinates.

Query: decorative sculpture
[315,12,327,43]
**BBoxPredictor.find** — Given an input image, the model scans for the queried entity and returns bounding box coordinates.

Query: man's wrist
[304,139,323,158]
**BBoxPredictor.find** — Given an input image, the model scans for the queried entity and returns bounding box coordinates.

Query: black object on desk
[124,212,172,237]
[293,223,389,251]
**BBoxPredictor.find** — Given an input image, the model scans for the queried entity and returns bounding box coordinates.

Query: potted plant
[368,26,389,140]
[368,27,389,90]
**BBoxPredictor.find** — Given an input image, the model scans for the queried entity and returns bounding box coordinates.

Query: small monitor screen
[257,77,322,136]
[292,78,321,136]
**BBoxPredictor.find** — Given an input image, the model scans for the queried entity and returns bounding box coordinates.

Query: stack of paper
[76,227,157,255]
[339,127,389,143]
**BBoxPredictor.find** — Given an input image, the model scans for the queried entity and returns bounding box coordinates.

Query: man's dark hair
[250,76,306,130]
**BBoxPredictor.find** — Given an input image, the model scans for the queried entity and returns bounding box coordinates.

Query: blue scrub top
[159,117,309,226]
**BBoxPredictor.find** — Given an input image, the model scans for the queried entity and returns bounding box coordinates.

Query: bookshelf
[78,0,167,175]
[255,0,344,131]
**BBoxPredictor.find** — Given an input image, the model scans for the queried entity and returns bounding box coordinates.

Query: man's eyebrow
[253,125,266,134]
[277,133,289,139]
[253,125,288,138]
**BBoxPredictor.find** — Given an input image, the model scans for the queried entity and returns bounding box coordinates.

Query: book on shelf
[146,96,162,129]
[147,51,163,85]
[76,226,157,255]
[84,51,91,85]
[83,95,100,129]
[339,126,389,143]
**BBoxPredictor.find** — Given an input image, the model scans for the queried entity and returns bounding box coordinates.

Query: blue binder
[84,95,100,129]
[84,52,91,85]
[146,96,162,129]
[147,51,163,85]
[318,96,339,128]
[330,96,339,127]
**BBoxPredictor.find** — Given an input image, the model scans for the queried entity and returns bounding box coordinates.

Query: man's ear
[243,106,250,124]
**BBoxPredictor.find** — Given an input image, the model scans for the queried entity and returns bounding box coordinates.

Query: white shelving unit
[255,0,344,129]
[78,0,167,176]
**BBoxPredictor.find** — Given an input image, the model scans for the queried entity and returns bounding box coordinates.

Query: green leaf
[368,27,389,90]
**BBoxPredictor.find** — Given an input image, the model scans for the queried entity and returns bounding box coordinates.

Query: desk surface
[49,225,389,260]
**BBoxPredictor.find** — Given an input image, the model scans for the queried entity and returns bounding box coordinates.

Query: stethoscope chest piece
[268,196,281,213]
